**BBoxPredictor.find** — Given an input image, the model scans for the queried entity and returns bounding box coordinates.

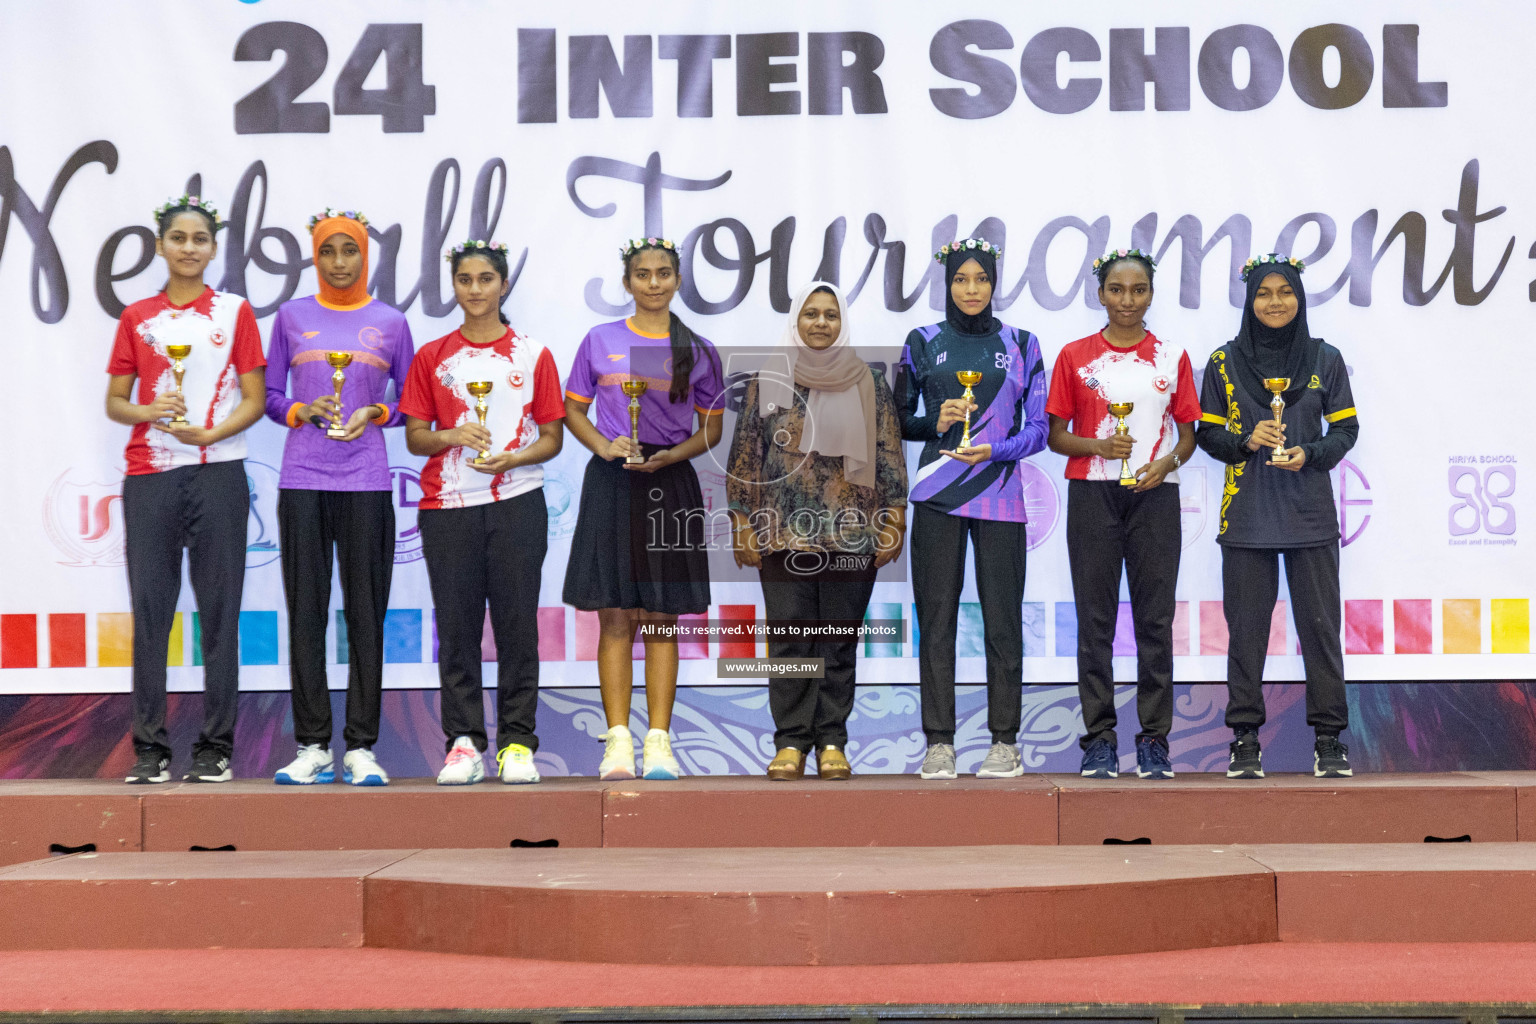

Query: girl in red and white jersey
[1046,249,1199,782]
[105,195,267,785]
[399,241,564,785]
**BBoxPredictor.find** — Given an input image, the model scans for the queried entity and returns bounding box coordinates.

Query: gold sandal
[766,747,805,781]
[817,745,852,781]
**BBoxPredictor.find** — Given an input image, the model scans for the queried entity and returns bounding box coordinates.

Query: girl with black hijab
[896,239,1048,780]
[1195,253,1360,780]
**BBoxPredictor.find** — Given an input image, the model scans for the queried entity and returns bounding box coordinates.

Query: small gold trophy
[466,381,493,464]
[955,370,983,450]
[1107,401,1136,486]
[164,344,192,425]
[621,378,648,464]
[324,351,352,439]
[1262,377,1293,465]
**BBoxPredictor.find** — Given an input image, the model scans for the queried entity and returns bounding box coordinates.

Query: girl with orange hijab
[266,209,415,786]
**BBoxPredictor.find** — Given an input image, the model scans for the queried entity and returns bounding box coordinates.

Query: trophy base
[1270,450,1294,465]
[168,417,188,427]
[472,453,490,465]
[1119,477,1137,487]
[625,454,646,464]
[325,426,348,440]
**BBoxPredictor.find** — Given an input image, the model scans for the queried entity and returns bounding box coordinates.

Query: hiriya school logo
[43,470,125,567]
[391,465,424,563]
[508,370,524,389]
[243,460,281,568]
[1019,462,1060,552]
[358,326,385,351]
[209,328,228,348]
[1448,456,1516,542]
[1153,374,1170,393]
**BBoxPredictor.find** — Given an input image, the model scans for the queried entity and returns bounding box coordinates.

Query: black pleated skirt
[562,447,712,615]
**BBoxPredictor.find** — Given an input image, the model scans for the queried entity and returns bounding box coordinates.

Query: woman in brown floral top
[726,283,909,780]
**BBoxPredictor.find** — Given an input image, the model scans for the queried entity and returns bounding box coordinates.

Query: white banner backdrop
[0,0,1529,693]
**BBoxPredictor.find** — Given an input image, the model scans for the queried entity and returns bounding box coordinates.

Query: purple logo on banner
[1020,462,1059,551]
[1337,459,1373,546]
[391,465,423,563]
[1448,458,1516,537]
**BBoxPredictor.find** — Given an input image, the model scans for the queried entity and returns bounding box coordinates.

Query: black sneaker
[184,748,232,783]
[1314,734,1353,778]
[1079,738,1118,779]
[126,752,170,784]
[1135,737,1174,780]
[1227,730,1264,779]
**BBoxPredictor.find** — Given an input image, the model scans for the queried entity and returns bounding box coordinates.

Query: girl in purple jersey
[562,238,724,781]
[266,210,414,788]
[895,238,1048,782]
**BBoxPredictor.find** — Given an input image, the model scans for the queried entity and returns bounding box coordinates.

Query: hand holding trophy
[466,381,493,464]
[165,344,192,424]
[1261,378,1293,465]
[325,351,353,439]
[621,378,648,464]
[1107,401,1136,486]
[955,370,983,451]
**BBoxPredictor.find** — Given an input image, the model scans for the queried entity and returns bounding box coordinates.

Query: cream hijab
[758,282,877,489]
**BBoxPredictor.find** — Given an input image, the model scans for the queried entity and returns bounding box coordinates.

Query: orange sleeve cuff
[286,402,306,428]
[565,390,594,404]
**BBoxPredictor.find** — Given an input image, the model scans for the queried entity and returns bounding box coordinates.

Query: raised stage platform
[3,771,1533,863]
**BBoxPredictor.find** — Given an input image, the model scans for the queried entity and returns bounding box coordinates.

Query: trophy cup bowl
[164,343,192,424]
[620,378,649,464]
[955,370,984,450]
[1261,377,1293,465]
[1107,401,1136,486]
[466,380,494,464]
[325,351,353,439]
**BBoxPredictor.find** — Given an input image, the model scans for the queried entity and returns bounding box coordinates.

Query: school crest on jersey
[209,328,228,348]
[1153,374,1170,393]
[508,370,524,389]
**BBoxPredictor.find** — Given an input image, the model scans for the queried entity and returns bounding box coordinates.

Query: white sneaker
[642,729,680,780]
[274,743,333,785]
[436,736,485,785]
[598,725,636,780]
[342,747,389,786]
[497,743,541,784]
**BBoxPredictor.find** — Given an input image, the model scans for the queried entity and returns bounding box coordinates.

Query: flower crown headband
[933,237,1002,263]
[153,194,222,228]
[1241,252,1306,282]
[307,207,370,234]
[1093,248,1158,273]
[620,236,677,260]
[444,239,509,264]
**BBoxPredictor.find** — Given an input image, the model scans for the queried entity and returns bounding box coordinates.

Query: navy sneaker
[1314,734,1353,778]
[1079,738,1118,779]
[1227,730,1264,779]
[1135,737,1174,779]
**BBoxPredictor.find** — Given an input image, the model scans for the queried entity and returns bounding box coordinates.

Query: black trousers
[759,551,878,752]
[911,502,1026,745]
[278,489,395,751]
[1067,480,1179,749]
[1222,542,1347,734]
[122,460,248,759]
[418,489,547,754]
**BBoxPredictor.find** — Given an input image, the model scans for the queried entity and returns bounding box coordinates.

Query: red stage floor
[2,943,1536,1014]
